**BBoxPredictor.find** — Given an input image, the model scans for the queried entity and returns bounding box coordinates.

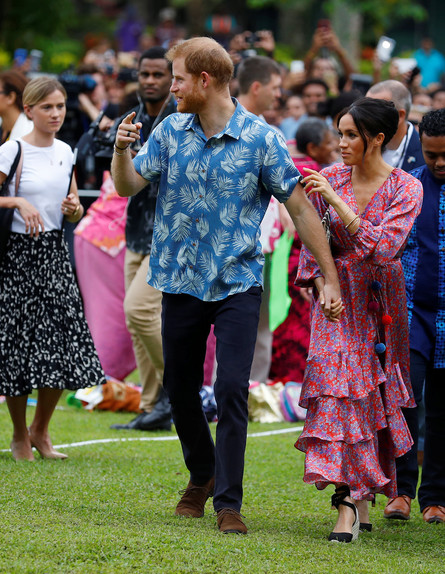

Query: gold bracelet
[345,214,360,230]
[342,208,353,223]
[114,145,129,156]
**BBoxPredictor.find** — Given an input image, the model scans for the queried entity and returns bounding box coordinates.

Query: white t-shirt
[382,123,413,168]
[0,138,74,234]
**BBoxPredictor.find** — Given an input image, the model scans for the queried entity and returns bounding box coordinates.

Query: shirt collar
[183,98,247,141]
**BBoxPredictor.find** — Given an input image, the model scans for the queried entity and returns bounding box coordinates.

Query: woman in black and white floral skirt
[0,76,105,461]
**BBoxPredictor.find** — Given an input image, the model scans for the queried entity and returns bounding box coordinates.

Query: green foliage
[323,0,427,37]
[0,400,444,573]
[0,49,11,69]
[272,43,296,66]
[246,0,312,7]
[1,0,78,50]
[0,0,117,73]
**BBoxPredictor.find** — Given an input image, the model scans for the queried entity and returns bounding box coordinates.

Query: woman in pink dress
[295,97,423,542]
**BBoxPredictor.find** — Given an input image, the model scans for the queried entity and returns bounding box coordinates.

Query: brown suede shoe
[174,477,214,518]
[423,505,445,524]
[217,508,247,534]
[384,495,412,520]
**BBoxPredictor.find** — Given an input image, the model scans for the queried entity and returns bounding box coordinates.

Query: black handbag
[0,141,22,264]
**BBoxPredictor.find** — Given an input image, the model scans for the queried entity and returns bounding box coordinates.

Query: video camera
[58,72,97,108]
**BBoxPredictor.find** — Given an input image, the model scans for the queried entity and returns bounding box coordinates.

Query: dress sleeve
[342,171,423,264]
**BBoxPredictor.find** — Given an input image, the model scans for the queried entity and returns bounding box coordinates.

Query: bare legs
[331,484,357,534]
[6,395,34,461]
[328,484,360,543]
[6,388,67,461]
[354,499,370,524]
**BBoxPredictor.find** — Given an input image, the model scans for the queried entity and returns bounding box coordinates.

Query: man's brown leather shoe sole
[423,505,445,524]
[384,495,412,520]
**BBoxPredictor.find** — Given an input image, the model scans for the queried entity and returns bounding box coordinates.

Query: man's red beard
[175,79,206,114]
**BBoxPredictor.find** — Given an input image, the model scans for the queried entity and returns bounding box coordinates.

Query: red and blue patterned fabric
[295,163,423,500]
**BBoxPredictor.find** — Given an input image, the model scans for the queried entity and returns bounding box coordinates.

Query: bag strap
[321,205,331,244]
[13,142,23,197]
[0,141,22,198]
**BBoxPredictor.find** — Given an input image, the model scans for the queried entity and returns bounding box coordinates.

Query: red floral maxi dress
[295,163,423,500]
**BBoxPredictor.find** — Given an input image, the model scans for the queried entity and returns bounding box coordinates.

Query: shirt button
[199,194,203,198]
[195,218,199,222]
[189,265,193,269]
[192,242,196,246]
[201,169,205,173]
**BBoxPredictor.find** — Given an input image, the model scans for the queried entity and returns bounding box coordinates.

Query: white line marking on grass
[0,425,304,452]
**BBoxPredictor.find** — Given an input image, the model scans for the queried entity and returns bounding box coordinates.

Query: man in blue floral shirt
[112,37,342,534]
[384,108,445,524]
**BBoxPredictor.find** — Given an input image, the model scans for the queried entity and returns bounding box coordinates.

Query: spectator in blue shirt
[414,38,445,91]
[384,108,445,524]
[111,36,342,535]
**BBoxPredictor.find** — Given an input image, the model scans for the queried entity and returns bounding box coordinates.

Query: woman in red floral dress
[295,97,423,542]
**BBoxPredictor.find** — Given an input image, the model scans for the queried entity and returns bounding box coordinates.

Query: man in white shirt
[367,80,424,171]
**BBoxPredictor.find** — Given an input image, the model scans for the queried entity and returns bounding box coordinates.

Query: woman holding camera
[0,76,105,461]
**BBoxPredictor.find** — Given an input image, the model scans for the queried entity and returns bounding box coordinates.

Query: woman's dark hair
[337,96,399,155]
[0,70,29,111]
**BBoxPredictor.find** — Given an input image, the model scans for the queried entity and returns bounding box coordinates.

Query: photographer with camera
[228,30,276,71]
[107,46,176,431]
[58,63,124,189]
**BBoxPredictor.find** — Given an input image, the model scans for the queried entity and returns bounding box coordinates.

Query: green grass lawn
[0,396,443,574]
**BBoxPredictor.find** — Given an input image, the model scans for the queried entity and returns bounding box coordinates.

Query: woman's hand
[61,193,82,221]
[115,111,142,150]
[16,198,45,237]
[301,167,337,205]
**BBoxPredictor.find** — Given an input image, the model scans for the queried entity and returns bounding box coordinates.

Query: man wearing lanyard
[110,47,176,431]
[367,80,424,171]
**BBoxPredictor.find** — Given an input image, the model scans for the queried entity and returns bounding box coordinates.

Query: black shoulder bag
[0,141,23,264]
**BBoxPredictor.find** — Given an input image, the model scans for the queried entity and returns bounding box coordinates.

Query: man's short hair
[236,56,282,95]
[419,108,445,139]
[296,118,330,154]
[299,78,329,95]
[140,46,167,63]
[367,79,412,115]
[166,37,233,89]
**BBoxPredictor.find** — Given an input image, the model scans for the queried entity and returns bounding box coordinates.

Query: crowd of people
[1,13,444,538]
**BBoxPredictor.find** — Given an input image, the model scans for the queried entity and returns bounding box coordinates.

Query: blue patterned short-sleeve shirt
[133,100,302,301]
